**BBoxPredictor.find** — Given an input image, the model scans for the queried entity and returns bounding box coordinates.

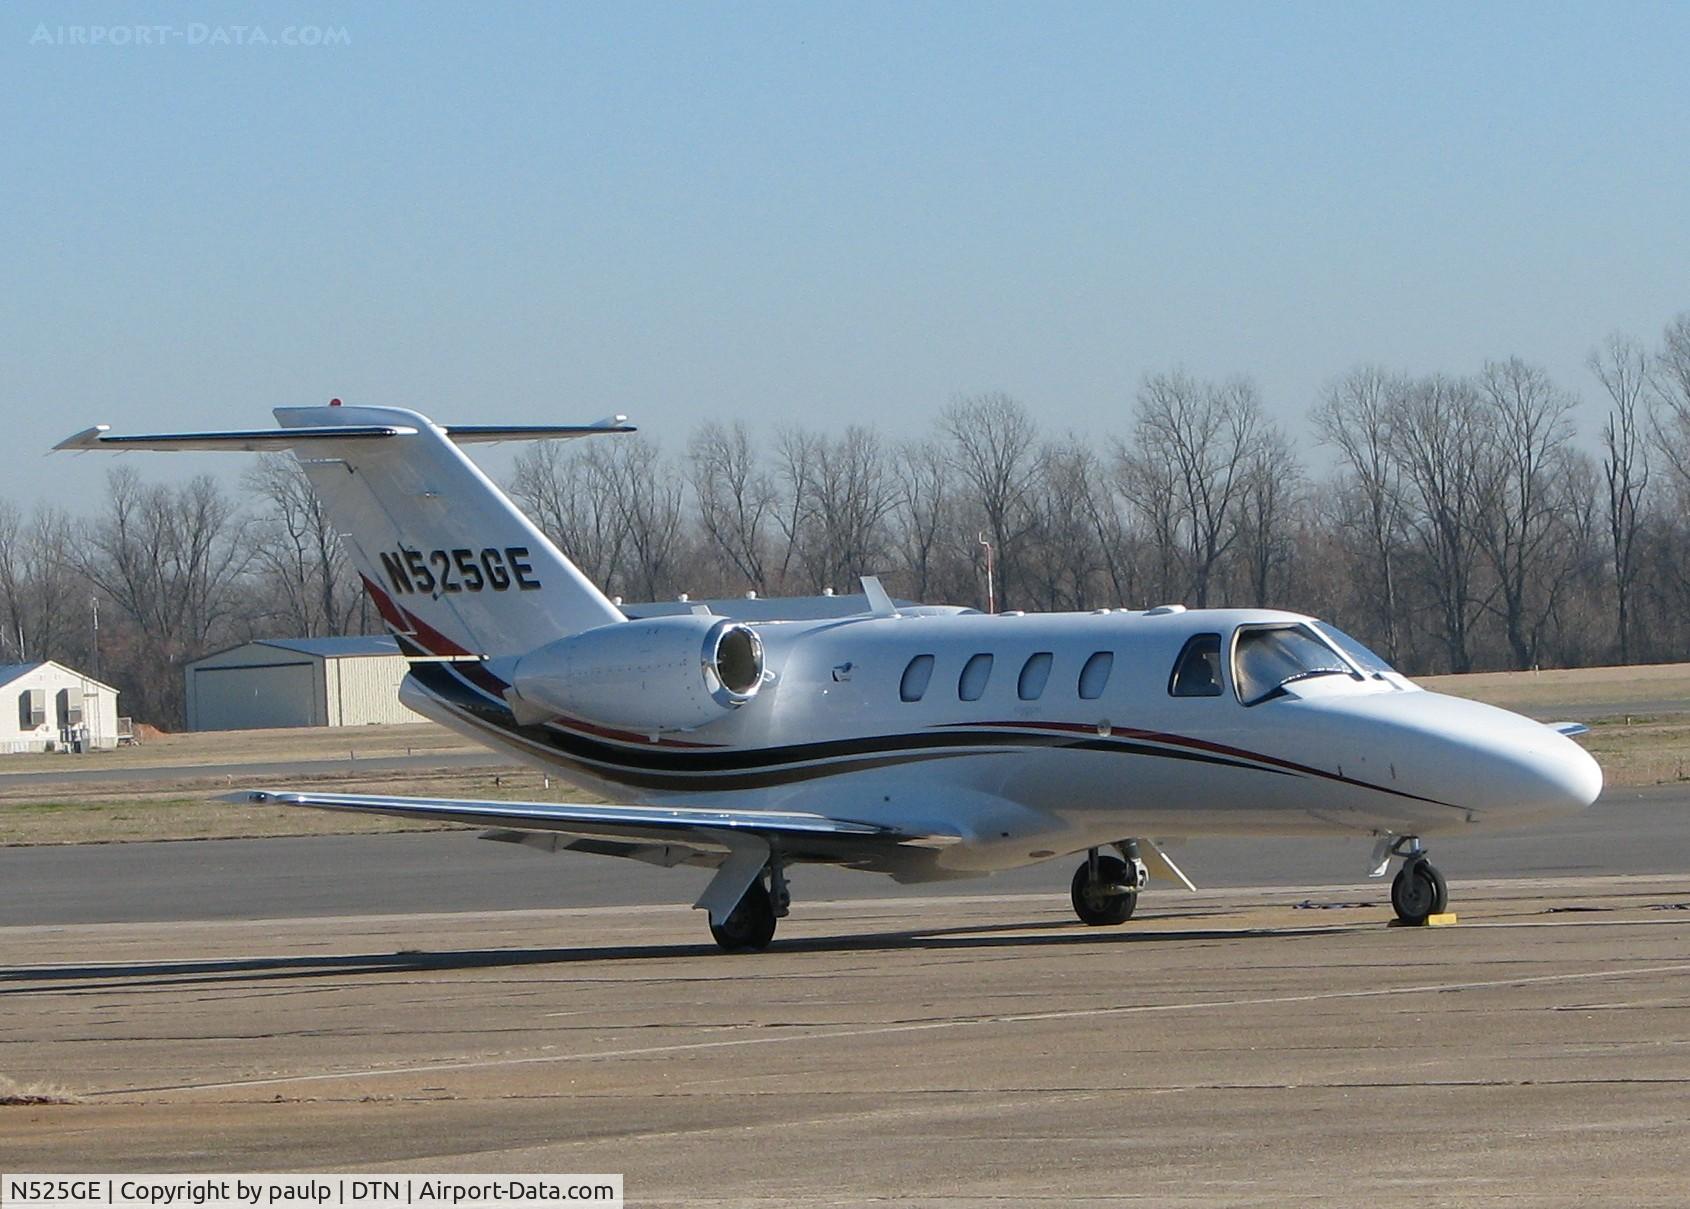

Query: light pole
[978,533,995,615]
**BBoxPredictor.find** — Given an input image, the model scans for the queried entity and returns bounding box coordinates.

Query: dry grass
[0,720,474,773]
[0,1075,80,1106]
[1567,715,1690,787]
[0,768,596,845]
[1420,661,1690,711]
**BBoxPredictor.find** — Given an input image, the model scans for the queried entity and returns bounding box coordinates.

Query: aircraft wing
[228,789,957,859]
[229,790,960,921]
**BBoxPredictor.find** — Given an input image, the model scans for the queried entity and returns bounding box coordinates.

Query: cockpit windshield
[1315,623,1398,678]
[1233,625,1359,705]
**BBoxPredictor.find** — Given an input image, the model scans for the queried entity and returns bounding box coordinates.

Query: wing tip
[53,425,111,452]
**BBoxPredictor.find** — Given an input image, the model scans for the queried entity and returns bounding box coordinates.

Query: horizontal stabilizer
[56,417,635,453]
[439,418,635,443]
[1549,722,1590,738]
[55,424,413,452]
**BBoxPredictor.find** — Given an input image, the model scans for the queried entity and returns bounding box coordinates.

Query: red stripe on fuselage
[360,575,722,749]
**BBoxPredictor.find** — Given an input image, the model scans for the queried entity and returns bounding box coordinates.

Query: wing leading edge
[229,790,958,855]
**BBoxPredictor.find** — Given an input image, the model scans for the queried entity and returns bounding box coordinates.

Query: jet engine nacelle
[509,615,765,733]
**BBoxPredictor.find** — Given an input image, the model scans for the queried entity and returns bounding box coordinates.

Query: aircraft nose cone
[1303,691,1603,826]
[1512,734,1604,817]
[1466,721,1603,823]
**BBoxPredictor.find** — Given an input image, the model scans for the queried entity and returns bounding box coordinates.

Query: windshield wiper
[1277,667,1353,688]
[1243,667,1354,707]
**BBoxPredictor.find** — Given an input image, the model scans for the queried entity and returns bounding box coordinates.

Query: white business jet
[58,405,1603,949]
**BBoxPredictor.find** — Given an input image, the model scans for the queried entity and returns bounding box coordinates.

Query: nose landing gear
[1373,835,1449,925]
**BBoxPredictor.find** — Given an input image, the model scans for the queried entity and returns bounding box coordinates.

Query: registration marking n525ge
[378,546,541,595]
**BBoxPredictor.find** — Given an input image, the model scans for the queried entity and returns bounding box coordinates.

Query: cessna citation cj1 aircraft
[58,405,1604,950]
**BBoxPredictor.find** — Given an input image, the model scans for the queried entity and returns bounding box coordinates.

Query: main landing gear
[1376,835,1449,926]
[709,856,791,952]
[1071,841,1149,926]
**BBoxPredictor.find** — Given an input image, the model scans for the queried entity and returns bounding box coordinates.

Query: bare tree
[75,468,250,726]
[1590,334,1653,662]
[796,427,899,593]
[688,421,776,594]
[601,439,686,602]
[1232,423,1304,608]
[771,428,821,594]
[1389,374,1492,673]
[1022,440,1109,611]
[891,439,955,602]
[1082,471,1142,609]
[244,455,364,637]
[1312,366,1408,661]
[1114,430,1181,604]
[940,393,1040,609]
[1119,372,1263,607]
[1474,358,1579,669]
[1651,313,1690,518]
[1657,311,1690,421]
[0,502,84,666]
[511,440,629,591]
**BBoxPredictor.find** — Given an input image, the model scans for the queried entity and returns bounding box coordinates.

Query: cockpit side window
[1232,624,1359,705]
[1168,634,1224,697]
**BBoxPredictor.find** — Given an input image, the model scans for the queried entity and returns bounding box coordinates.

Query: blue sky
[3,1,1687,503]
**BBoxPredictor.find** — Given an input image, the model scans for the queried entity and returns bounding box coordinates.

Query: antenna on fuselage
[860,575,900,618]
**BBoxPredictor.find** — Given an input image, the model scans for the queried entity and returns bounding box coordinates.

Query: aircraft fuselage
[398,605,1602,882]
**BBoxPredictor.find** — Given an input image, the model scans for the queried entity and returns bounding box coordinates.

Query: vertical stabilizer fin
[57,405,631,657]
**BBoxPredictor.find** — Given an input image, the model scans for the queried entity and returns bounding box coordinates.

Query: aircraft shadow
[0,915,1350,995]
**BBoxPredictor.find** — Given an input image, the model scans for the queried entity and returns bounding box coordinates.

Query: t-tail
[56,404,635,659]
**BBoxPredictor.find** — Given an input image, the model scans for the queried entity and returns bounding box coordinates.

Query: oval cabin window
[958,653,994,702]
[1018,652,1053,701]
[899,654,935,702]
[1078,651,1113,700]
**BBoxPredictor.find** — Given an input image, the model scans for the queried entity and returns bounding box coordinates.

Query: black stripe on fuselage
[406,660,1289,792]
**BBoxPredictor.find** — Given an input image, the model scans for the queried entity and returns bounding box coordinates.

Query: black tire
[1071,856,1138,926]
[1391,859,1448,925]
[709,878,777,951]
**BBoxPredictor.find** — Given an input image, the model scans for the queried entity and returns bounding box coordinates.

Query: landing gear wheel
[709,878,777,952]
[1390,859,1449,925]
[1071,855,1138,926]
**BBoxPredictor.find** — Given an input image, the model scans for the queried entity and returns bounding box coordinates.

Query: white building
[184,636,424,731]
[0,661,122,753]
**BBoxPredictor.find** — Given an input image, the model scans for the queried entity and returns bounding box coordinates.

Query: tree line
[3,311,1687,729]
